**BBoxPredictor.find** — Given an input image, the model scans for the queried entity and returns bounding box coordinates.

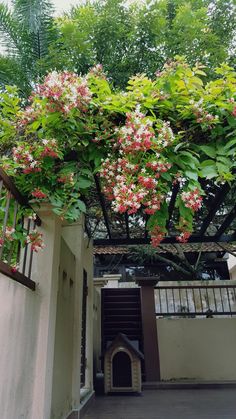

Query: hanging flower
[5,227,15,241]
[181,188,203,211]
[26,230,45,252]
[150,226,165,247]
[31,189,47,199]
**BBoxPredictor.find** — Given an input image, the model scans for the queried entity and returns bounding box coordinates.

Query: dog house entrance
[113,351,132,387]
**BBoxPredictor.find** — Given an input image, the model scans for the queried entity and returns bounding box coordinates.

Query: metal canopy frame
[85,176,236,246]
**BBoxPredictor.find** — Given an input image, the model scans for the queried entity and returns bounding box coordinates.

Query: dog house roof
[106,333,144,360]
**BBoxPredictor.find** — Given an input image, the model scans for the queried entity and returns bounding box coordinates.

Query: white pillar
[31,205,62,419]
[103,274,122,288]
[62,220,84,406]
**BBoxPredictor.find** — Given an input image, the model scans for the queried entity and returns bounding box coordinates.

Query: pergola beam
[94,234,236,246]
[214,204,236,238]
[166,182,179,231]
[198,183,230,236]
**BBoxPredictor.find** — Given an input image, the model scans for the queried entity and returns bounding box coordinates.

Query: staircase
[101,288,143,355]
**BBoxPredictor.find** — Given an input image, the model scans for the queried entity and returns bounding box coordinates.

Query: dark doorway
[112,351,132,387]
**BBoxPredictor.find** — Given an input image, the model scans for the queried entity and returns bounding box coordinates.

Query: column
[136,277,160,382]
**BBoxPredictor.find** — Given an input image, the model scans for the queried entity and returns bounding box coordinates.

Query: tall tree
[51,0,236,87]
[0,0,58,95]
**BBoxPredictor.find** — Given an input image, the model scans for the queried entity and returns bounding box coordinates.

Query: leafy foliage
[47,0,236,88]
[0,0,58,95]
[0,59,236,243]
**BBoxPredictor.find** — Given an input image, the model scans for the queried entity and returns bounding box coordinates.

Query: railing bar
[185,288,190,312]
[0,191,11,259]
[165,288,169,313]
[28,248,34,279]
[212,287,217,312]
[233,288,236,308]
[219,288,224,312]
[192,289,196,312]
[0,168,41,225]
[7,201,19,265]
[28,220,36,279]
[179,288,182,310]
[226,287,232,317]
[199,288,204,313]
[172,288,176,312]
[13,201,18,228]
[158,288,162,314]
[155,312,236,317]
[206,288,210,310]
[22,218,31,275]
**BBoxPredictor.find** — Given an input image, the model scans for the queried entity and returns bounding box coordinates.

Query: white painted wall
[228,254,236,280]
[157,318,236,381]
[51,238,76,419]
[0,272,38,419]
[0,208,94,419]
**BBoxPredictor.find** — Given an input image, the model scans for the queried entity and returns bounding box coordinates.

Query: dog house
[104,333,144,394]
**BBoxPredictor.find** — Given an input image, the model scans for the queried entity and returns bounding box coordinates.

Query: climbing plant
[1,58,236,246]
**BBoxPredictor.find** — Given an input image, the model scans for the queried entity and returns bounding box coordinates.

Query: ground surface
[83,389,236,419]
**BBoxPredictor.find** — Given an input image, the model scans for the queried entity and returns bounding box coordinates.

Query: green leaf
[77,177,92,189]
[199,145,216,159]
[199,160,218,179]
[76,199,86,213]
[185,170,198,181]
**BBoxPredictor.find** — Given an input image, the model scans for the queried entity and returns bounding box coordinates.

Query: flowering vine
[1,59,236,248]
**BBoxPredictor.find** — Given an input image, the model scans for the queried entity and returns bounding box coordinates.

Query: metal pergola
[85,176,236,246]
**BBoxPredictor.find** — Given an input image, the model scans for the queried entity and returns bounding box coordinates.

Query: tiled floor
[83,389,236,419]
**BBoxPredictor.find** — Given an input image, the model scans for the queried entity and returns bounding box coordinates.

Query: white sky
[2,0,81,14]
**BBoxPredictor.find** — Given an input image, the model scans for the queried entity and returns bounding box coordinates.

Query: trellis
[89,176,236,246]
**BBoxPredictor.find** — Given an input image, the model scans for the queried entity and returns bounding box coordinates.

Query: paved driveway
[83,389,236,419]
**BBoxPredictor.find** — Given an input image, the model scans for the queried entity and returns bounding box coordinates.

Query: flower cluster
[13,145,41,174]
[143,193,164,215]
[156,121,175,148]
[189,99,219,127]
[150,226,166,247]
[89,64,106,79]
[40,139,59,159]
[12,139,61,176]
[146,158,171,178]
[176,230,191,243]
[5,227,15,241]
[113,183,148,214]
[34,71,92,114]
[31,189,47,199]
[100,109,175,246]
[57,173,74,185]
[26,230,45,252]
[118,107,155,153]
[181,188,203,211]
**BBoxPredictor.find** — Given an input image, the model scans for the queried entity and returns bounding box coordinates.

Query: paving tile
[83,389,236,419]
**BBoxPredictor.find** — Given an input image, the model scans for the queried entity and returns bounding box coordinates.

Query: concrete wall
[157,318,236,381]
[0,271,39,419]
[228,255,236,280]
[51,238,76,419]
[0,208,94,419]
[61,223,94,417]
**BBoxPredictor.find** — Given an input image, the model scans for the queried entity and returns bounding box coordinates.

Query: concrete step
[142,380,236,390]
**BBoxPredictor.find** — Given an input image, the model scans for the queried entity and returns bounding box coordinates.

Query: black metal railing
[155,284,236,318]
[0,168,41,290]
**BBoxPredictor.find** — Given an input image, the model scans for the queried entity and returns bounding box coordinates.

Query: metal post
[136,277,160,382]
